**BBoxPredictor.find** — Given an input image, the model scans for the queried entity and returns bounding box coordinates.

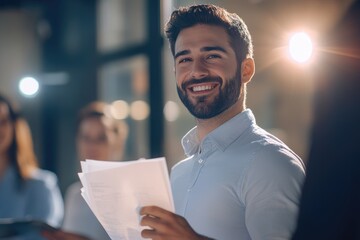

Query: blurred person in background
[0,93,64,238]
[292,1,360,239]
[43,101,128,240]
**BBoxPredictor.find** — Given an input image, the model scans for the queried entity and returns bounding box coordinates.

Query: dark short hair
[76,101,128,142]
[76,101,116,134]
[165,4,254,64]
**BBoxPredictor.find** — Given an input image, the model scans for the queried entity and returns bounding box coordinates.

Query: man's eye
[207,54,221,59]
[178,58,191,63]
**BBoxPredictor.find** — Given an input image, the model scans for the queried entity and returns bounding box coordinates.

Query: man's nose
[190,59,209,79]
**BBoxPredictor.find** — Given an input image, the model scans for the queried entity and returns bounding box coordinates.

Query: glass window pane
[97,0,146,52]
[98,55,149,159]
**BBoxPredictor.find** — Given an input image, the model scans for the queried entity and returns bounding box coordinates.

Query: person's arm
[243,147,305,239]
[42,230,91,240]
[26,170,64,227]
[140,206,214,240]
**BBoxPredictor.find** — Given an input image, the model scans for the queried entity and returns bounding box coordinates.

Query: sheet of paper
[79,157,174,240]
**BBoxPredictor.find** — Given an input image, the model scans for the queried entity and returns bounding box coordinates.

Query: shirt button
[198,159,203,164]
[187,189,191,192]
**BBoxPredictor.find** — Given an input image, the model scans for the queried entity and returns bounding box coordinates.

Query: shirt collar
[181,109,256,156]
[181,126,200,157]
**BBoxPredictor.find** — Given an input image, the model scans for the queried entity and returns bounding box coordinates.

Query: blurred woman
[0,94,64,228]
[43,101,128,240]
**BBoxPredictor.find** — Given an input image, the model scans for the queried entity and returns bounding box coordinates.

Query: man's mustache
[181,77,222,91]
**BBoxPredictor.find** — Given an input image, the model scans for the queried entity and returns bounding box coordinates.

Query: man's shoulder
[243,125,297,154]
[243,140,306,187]
[234,125,305,175]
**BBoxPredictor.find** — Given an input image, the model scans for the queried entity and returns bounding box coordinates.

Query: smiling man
[140,4,306,240]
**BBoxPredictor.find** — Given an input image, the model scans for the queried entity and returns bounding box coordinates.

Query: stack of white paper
[79,157,174,240]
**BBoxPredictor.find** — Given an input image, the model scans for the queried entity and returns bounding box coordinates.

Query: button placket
[186,140,214,194]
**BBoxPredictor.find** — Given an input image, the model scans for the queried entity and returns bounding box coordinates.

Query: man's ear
[241,58,255,84]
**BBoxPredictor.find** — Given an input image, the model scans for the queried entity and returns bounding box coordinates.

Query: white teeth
[192,85,213,92]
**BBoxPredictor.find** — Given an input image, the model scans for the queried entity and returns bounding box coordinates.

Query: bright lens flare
[19,77,40,97]
[288,32,313,63]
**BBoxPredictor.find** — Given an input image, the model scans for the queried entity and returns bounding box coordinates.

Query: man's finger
[141,228,157,239]
[140,205,172,219]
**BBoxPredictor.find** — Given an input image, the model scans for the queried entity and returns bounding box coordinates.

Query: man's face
[174,24,241,119]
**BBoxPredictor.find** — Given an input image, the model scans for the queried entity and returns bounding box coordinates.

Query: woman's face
[0,102,13,158]
[76,116,117,161]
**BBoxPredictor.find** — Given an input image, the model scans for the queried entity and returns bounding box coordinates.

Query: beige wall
[0,9,43,161]
[0,10,40,98]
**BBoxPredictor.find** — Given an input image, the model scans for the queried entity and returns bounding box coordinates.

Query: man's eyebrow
[201,46,227,53]
[174,50,190,60]
[174,46,227,59]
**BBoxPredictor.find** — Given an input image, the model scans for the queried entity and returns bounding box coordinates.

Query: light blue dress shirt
[171,109,305,240]
[0,165,64,239]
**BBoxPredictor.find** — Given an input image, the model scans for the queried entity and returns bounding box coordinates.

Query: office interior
[0,0,355,193]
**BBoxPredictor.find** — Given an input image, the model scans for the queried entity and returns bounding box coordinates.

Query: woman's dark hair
[0,93,38,184]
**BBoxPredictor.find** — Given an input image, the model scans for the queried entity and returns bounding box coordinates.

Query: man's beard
[177,69,241,119]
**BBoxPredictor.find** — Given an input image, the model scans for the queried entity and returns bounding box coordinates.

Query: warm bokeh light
[130,100,150,121]
[288,32,313,63]
[110,100,130,119]
[19,77,39,97]
[164,101,180,122]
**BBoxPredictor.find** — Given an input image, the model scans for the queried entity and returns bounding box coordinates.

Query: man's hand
[42,230,91,240]
[140,206,212,240]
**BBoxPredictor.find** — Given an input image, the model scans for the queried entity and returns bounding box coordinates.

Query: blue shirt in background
[0,166,64,239]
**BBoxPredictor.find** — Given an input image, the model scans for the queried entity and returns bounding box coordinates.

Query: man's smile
[187,82,220,95]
